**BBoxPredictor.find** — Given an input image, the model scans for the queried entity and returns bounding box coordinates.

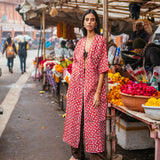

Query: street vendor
[63,9,109,160]
[126,21,150,50]
[112,38,160,77]
[54,40,67,60]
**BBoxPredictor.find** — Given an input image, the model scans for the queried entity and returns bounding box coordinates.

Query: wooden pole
[42,9,46,60]
[103,0,112,160]
[42,10,46,90]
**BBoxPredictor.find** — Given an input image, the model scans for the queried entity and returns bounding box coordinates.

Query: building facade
[0,0,39,45]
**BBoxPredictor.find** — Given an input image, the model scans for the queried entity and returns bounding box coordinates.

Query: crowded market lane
[0,50,71,160]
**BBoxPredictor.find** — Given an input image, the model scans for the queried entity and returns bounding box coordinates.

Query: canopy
[16,0,160,35]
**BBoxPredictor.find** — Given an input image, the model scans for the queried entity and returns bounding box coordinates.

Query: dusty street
[0,50,71,160]
[0,50,155,160]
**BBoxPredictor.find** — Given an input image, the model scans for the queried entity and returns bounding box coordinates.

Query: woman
[2,35,17,73]
[17,36,29,74]
[63,9,109,160]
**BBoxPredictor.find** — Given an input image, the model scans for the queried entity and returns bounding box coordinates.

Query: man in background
[126,21,150,50]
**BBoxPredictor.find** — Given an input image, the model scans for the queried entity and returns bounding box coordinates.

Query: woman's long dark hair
[7,36,12,45]
[82,9,100,37]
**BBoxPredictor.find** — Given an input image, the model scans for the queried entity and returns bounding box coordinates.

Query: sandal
[69,156,79,160]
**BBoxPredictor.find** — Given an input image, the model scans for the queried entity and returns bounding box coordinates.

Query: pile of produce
[120,81,158,96]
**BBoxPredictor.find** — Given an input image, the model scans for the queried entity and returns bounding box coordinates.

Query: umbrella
[14,35,33,42]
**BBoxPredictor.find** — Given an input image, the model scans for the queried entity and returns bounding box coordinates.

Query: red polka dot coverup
[63,34,109,153]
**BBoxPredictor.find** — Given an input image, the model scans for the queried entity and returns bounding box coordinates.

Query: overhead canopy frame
[16,0,160,35]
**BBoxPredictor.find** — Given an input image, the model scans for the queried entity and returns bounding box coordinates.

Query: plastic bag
[31,70,42,79]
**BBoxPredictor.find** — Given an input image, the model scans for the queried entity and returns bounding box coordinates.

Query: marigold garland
[70,24,75,40]
[67,24,71,40]
[57,22,63,38]
[55,64,63,73]
[108,72,130,106]
[65,76,70,84]
[53,73,60,83]
[63,22,67,39]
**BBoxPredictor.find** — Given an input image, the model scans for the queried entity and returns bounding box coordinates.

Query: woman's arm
[2,42,7,55]
[93,72,105,108]
[13,42,18,54]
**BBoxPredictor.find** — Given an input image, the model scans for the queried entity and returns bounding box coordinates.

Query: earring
[95,26,97,29]
[82,26,86,30]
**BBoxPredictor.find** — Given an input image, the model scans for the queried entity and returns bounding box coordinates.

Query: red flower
[154,72,159,76]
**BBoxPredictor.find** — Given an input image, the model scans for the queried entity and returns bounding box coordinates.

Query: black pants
[71,99,106,160]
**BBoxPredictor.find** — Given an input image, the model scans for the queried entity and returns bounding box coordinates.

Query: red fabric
[63,34,109,153]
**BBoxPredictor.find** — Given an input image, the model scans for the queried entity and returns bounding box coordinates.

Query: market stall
[16,0,160,159]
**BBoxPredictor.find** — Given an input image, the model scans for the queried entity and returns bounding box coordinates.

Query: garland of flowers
[67,24,71,40]
[63,22,67,39]
[57,22,76,40]
[70,24,75,40]
[57,22,63,38]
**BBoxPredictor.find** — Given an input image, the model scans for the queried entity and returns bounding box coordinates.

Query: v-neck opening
[84,34,97,53]
[83,34,97,71]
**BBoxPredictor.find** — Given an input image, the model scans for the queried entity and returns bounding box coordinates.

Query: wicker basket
[120,92,151,112]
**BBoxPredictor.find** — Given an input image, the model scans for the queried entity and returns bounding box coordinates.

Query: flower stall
[17,0,160,159]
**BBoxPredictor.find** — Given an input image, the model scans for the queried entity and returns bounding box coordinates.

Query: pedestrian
[17,36,29,74]
[2,34,17,73]
[63,9,109,160]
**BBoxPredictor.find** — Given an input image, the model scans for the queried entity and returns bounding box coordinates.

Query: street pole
[42,10,46,90]
[103,0,112,160]
[42,9,46,61]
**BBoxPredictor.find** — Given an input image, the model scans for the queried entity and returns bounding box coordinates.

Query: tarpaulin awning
[16,0,160,35]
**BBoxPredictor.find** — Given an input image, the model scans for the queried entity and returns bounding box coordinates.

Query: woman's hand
[93,92,100,108]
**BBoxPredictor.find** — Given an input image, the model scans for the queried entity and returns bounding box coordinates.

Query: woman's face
[83,13,97,32]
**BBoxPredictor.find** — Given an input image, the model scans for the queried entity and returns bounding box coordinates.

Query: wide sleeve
[98,38,109,74]
[72,40,81,67]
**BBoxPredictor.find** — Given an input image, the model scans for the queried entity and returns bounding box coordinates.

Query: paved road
[0,50,154,160]
[0,50,71,160]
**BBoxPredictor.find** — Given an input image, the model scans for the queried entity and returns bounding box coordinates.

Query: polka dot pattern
[63,34,109,153]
